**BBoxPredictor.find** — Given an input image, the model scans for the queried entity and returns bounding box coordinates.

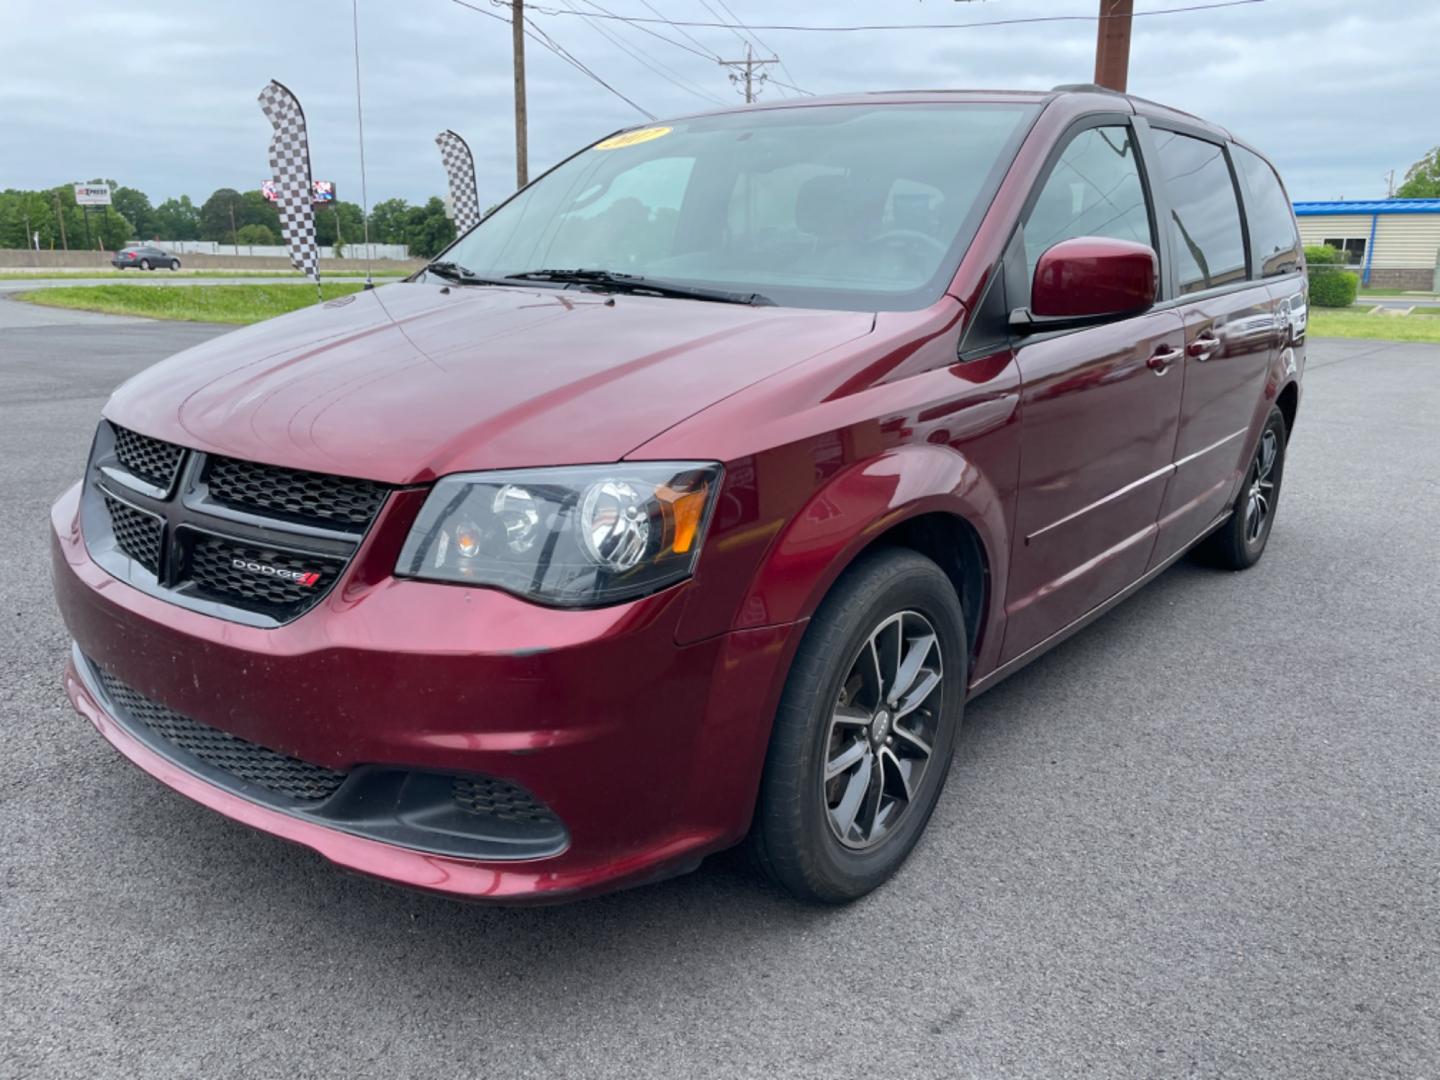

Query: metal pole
[352,0,374,288]
[513,0,528,188]
[1094,0,1133,92]
[229,204,239,255]
[54,192,68,251]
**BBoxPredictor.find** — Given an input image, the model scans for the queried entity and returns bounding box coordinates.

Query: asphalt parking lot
[2,295,1437,1078]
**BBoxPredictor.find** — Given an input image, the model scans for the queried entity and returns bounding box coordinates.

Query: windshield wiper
[505,268,774,306]
[423,260,525,288]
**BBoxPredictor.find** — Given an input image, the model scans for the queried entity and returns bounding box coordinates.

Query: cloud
[1,0,1433,207]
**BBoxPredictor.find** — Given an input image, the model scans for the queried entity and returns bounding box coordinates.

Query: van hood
[107,282,874,484]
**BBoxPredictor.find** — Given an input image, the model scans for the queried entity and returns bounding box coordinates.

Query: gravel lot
[2,296,1437,1078]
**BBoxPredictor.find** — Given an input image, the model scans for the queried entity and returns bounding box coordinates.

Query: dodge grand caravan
[52,87,1306,903]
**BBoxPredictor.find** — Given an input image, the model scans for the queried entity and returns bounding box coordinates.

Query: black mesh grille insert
[453,776,559,826]
[112,425,183,489]
[104,496,162,574]
[206,455,389,530]
[187,536,343,615]
[94,667,346,802]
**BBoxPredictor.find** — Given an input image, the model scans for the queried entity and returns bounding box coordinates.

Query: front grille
[85,421,390,625]
[206,455,389,530]
[453,776,559,826]
[104,495,162,574]
[188,536,343,615]
[94,666,346,802]
[112,424,183,490]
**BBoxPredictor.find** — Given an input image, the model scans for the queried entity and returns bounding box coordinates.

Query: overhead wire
[450,0,656,117]
[508,0,1269,34]
[563,0,729,105]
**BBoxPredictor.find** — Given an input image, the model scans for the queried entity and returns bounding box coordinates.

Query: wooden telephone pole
[513,0,528,188]
[1094,0,1134,92]
[719,43,777,104]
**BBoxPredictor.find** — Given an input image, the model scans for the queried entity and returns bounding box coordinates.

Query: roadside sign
[261,179,336,204]
[74,184,112,206]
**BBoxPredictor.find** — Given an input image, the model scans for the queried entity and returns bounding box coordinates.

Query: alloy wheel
[823,610,944,850]
[1244,429,1278,545]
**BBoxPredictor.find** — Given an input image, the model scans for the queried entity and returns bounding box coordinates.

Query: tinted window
[1023,125,1152,278]
[441,103,1037,312]
[1235,146,1300,277]
[1152,131,1247,294]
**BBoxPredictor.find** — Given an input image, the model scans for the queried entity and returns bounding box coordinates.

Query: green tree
[312,200,366,248]
[235,223,277,245]
[111,186,153,239]
[1396,146,1440,199]
[199,187,248,242]
[367,197,410,244]
[402,197,457,258]
[152,195,201,240]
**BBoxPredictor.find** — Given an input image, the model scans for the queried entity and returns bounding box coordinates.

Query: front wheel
[169,259,181,271]
[1198,405,1288,570]
[751,549,966,903]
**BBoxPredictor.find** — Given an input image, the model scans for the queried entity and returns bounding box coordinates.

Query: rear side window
[1152,130,1247,294]
[1022,125,1152,278]
[1234,146,1301,277]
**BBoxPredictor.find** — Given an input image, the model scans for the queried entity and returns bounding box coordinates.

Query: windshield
[438,103,1037,311]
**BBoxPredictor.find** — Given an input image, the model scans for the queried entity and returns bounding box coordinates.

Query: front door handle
[1147,345,1182,374]
[1187,331,1221,361]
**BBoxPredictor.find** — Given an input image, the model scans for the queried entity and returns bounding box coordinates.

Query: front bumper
[52,481,802,902]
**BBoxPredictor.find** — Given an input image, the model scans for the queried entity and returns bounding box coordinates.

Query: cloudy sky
[2,0,1435,210]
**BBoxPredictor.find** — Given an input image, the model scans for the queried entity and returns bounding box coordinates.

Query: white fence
[151,241,411,260]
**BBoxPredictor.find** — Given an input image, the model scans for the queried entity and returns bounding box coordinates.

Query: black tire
[1198,405,1288,570]
[751,548,967,903]
[139,258,151,271]
[169,259,181,271]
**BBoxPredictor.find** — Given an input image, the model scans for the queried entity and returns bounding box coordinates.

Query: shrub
[1306,244,1359,306]
[235,223,276,246]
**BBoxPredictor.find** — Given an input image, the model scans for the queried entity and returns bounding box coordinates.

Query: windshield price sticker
[594,127,672,151]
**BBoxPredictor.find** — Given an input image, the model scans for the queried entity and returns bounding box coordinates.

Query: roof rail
[1051,82,1126,95]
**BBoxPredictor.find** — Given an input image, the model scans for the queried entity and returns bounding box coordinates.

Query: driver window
[1023,125,1153,279]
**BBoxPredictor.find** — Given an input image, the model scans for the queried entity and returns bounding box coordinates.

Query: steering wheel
[868,229,948,257]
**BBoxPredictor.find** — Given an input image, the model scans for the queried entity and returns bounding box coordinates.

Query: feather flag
[436,130,481,233]
[258,80,320,282]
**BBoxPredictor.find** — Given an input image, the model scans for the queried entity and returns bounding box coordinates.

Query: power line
[711,0,807,95]
[579,0,720,61]
[451,0,654,118]
[511,0,1268,33]
[636,0,721,60]
[563,0,728,104]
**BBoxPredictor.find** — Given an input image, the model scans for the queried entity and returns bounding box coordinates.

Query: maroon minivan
[52,87,1305,903]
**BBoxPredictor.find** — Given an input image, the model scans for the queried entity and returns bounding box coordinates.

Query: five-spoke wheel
[824,611,943,849]
[752,549,966,903]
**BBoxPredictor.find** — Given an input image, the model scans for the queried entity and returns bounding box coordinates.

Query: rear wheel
[1198,405,1287,570]
[139,258,151,271]
[751,549,966,903]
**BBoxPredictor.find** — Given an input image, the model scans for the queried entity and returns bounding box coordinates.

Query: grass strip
[1308,309,1440,343]
[18,283,368,325]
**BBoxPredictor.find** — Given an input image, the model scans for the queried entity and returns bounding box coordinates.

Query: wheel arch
[1276,379,1300,441]
[731,442,1010,676]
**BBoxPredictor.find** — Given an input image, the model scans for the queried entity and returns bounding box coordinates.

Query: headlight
[396,462,722,607]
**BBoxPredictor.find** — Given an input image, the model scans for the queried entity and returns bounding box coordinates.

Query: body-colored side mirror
[1013,236,1158,332]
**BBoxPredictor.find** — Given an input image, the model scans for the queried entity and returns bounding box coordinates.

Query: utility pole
[720,42,777,104]
[53,192,68,251]
[229,203,239,255]
[1385,169,1397,198]
[513,0,528,188]
[1094,0,1134,93]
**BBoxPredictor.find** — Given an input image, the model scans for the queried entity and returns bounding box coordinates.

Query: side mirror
[1010,236,1158,333]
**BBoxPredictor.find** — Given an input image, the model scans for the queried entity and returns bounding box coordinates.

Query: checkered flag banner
[258,80,320,283]
[436,130,481,233]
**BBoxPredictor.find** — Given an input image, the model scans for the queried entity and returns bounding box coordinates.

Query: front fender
[743,442,1007,633]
